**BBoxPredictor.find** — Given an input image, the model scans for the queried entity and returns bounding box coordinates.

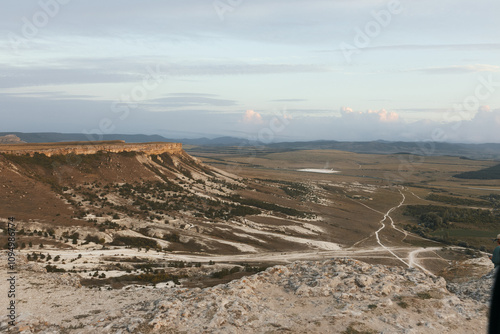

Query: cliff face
[0,141,183,157]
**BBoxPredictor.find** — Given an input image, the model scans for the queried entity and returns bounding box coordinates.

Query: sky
[1,0,499,143]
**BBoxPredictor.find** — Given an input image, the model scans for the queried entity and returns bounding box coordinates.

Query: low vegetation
[425,193,491,208]
[230,195,307,218]
[403,204,500,250]
[211,266,241,279]
[109,236,158,249]
[454,163,500,179]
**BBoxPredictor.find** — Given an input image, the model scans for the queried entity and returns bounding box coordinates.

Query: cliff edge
[0,140,182,157]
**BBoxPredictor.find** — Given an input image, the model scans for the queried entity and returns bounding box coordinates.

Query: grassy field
[191,146,500,256]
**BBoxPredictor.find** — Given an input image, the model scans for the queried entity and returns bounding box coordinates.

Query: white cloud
[370,109,399,122]
[340,106,355,115]
[1,91,499,143]
[242,110,263,124]
[452,107,500,143]
[340,107,400,123]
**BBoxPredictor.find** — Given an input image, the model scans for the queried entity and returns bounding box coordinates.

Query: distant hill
[2,132,500,160]
[0,132,171,144]
[266,140,500,160]
[0,132,250,147]
[189,139,500,160]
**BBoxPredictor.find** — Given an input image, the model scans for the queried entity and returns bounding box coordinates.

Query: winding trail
[350,187,446,273]
[408,248,434,274]
[408,247,449,272]
[372,188,410,267]
[386,189,409,240]
[26,189,453,277]
[409,190,424,201]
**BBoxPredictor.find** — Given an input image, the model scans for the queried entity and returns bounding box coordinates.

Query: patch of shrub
[110,236,158,249]
[45,265,66,273]
[211,266,241,279]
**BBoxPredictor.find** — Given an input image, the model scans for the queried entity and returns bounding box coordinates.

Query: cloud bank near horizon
[1,89,497,143]
[0,0,499,143]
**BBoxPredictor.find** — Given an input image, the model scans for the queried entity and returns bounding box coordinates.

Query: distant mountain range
[0,132,246,146]
[266,140,500,160]
[1,132,500,160]
[0,132,170,144]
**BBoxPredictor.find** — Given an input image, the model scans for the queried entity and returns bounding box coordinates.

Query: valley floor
[1,146,499,332]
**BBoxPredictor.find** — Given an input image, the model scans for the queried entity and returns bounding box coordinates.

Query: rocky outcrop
[4,258,489,333]
[0,141,182,157]
[0,134,25,144]
[145,259,487,333]
[447,270,495,304]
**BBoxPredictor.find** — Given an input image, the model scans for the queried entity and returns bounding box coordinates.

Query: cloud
[369,109,399,122]
[270,99,307,103]
[0,62,331,89]
[478,105,491,112]
[150,95,238,108]
[340,107,399,122]
[0,0,393,46]
[0,66,138,89]
[323,43,500,54]
[0,1,498,144]
[453,107,500,143]
[1,91,500,143]
[168,93,218,97]
[242,110,263,124]
[414,64,500,74]
[340,106,357,116]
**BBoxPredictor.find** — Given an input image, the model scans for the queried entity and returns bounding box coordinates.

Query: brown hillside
[0,142,200,224]
[0,141,350,257]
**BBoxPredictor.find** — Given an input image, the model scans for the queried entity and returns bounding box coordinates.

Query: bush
[110,236,158,249]
[45,265,66,273]
[84,234,101,244]
[211,266,240,279]
[163,233,180,243]
[136,272,181,284]
[230,196,306,217]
